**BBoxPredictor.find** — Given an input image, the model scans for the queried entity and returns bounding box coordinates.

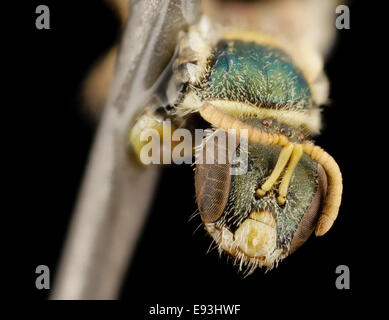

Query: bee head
[194,121,327,273]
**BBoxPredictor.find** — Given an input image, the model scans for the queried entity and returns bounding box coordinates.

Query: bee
[52,0,345,300]
[129,15,343,273]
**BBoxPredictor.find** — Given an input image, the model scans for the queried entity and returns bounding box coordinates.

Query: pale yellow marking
[249,211,276,228]
[197,99,321,134]
[234,219,276,258]
[129,113,178,164]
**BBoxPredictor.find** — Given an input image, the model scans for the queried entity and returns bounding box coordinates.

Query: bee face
[195,133,327,272]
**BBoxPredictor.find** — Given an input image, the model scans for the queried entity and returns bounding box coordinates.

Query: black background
[24,0,377,314]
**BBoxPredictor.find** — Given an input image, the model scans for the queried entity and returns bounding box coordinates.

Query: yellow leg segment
[277,144,303,205]
[256,142,294,197]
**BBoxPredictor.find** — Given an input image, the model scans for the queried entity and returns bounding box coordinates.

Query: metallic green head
[194,118,327,273]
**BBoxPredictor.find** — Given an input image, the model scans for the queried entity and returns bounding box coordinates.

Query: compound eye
[195,163,231,223]
[194,131,232,223]
[289,164,328,253]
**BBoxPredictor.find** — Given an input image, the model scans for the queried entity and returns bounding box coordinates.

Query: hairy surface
[204,40,312,110]
[199,117,322,273]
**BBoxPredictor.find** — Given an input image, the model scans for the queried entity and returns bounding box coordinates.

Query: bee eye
[280,127,291,137]
[289,164,328,253]
[195,163,231,223]
[194,132,232,223]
